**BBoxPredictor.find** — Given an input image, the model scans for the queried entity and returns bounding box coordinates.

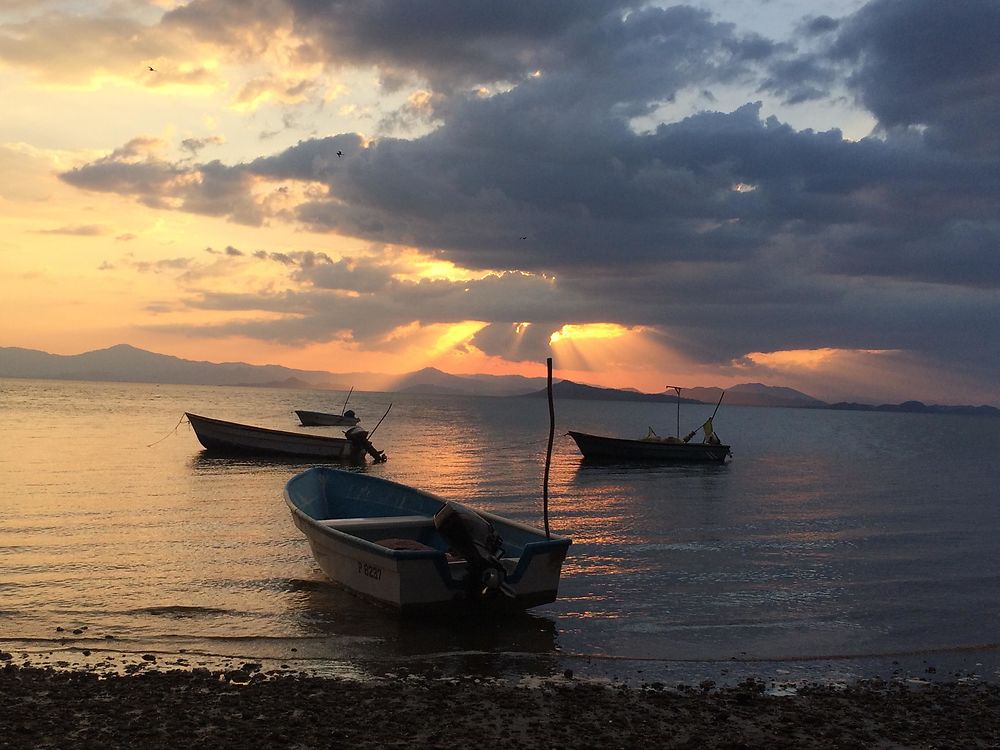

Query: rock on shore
[1,664,998,749]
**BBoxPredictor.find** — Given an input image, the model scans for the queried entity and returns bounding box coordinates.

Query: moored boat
[283,467,572,612]
[295,409,360,427]
[185,412,385,462]
[567,430,731,463]
[296,387,360,427]
[567,386,731,464]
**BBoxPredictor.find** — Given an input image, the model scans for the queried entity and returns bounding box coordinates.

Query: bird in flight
[520,236,528,240]
[148,66,156,72]
[336,151,343,157]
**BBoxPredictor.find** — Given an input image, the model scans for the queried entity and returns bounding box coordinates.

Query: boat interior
[318,515,524,561]
[320,515,442,551]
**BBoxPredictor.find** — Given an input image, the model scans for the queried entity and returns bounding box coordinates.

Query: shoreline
[2,663,999,749]
[4,638,1000,691]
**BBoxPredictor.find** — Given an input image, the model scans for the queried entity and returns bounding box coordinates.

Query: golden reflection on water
[2,379,1000,668]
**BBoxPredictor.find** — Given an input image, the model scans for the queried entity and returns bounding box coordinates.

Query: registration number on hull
[357,561,382,581]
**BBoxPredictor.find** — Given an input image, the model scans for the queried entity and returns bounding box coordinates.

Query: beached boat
[567,430,731,463]
[185,412,385,462]
[295,409,360,427]
[283,467,572,613]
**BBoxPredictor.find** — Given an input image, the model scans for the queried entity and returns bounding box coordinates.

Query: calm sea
[2,378,998,685]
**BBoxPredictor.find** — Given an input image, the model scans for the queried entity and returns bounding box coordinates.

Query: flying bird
[520,236,528,240]
[147,66,156,72]
[336,150,343,157]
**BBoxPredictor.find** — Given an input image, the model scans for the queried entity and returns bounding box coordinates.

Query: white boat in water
[283,467,572,613]
[185,412,385,462]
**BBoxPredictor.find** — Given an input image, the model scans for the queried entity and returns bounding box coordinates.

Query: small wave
[128,605,232,619]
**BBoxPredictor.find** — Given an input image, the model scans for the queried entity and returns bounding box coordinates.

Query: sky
[1,0,998,405]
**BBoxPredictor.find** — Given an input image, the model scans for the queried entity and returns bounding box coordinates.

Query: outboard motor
[434,501,514,599]
[344,426,387,463]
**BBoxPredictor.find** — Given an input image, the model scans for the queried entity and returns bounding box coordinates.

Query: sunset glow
[0,1,997,405]
[549,323,631,345]
[744,348,892,370]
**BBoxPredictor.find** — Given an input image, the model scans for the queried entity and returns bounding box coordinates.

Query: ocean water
[1,378,998,685]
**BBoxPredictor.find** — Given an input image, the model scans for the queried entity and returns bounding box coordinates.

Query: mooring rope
[147,413,187,447]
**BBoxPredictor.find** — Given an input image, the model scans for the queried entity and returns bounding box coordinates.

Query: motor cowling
[434,501,513,599]
[344,426,387,463]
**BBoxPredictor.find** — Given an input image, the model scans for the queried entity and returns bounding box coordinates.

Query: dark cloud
[130,257,194,273]
[298,257,395,293]
[169,0,644,93]
[801,15,840,35]
[773,0,1000,156]
[55,0,1000,396]
[180,136,224,157]
[168,266,572,347]
[470,322,559,363]
[35,224,107,236]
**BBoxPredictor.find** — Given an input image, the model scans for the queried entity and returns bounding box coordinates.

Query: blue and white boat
[283,467,572,613]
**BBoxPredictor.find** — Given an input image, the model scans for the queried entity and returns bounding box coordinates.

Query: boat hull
[567,430,731,463]
[284,467,571,613]
[295,410,361,427]
[186,412,357,459]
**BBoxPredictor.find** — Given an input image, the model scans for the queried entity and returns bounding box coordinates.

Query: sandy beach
[2,662,998,749]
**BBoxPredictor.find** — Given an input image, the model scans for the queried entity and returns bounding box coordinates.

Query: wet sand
[2,663,998,749]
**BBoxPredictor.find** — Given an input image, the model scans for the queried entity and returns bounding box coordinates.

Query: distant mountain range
[522,380,998,417]
[1,344,996,416]
[681,383,826,408]
[0,344,547,397]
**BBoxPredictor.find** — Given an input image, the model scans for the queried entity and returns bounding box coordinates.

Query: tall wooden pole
[543,357,554,539]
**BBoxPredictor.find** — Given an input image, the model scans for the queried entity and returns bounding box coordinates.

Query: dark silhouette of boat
[567,430,731,463]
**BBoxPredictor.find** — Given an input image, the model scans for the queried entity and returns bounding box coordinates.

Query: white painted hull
[186,412,356,459]
[284,468,571,613]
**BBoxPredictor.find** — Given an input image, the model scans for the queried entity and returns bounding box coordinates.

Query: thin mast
[666,385,683,438]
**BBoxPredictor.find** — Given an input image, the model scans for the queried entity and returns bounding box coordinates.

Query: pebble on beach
[1,664,999,749]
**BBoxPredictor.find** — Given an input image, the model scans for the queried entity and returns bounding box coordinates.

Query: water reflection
[284,575,563,679]
[187,454,373,475]
[572,458,730,478]
[5,379,1000,677]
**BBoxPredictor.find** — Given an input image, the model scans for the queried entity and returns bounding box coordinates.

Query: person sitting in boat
[703,418,722,445]
[344,409,356,420]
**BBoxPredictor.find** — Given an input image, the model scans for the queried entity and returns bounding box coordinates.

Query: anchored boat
[284,358,570,613]
[567,386,732,463]
[295,409,360,427]
[567,430,731,463]
[284,467,571,612]
[295,387,361,426]
[185,412,385,462]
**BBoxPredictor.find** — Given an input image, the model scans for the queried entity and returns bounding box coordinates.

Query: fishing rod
[340,386,354,415]
[682,389,726,443]
[366,402,392,439]
[710,389,726,420]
